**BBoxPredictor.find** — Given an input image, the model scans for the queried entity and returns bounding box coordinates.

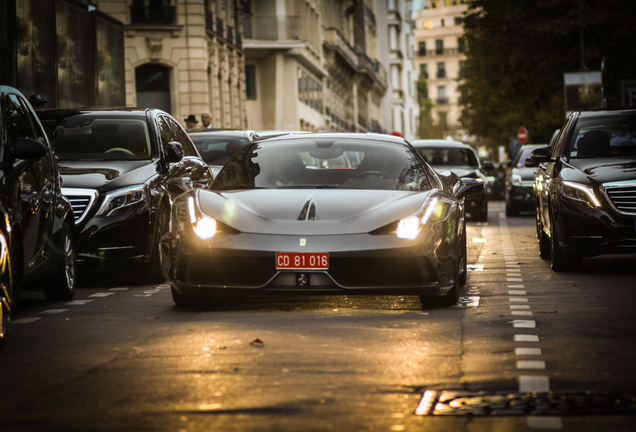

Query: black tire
[142,206,171,284]
[421,268,460,308]
[549,212,580,272]
[43,222,76,301]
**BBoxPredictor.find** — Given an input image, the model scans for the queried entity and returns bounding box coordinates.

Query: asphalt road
[0,201,635,432]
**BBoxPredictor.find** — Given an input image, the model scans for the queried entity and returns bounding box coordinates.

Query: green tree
[460,0,636,148]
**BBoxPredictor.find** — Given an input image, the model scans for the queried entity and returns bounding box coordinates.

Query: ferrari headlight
[396,196,452,240]
[396,215,422,240]
[96,185,147,217]
[188,196,217,239]
[562,181,601,208]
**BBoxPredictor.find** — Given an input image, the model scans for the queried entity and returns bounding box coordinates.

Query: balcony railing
[243,14,302,41]
[418,47,463,57]
[323,28,357,68]
[130,5,175,25]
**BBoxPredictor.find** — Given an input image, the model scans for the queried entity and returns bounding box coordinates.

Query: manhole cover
[415,390,636,416]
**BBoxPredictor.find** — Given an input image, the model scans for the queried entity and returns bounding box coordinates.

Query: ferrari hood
[197,189,435,235]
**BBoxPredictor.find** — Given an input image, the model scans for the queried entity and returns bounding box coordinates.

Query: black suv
[0,86,77,342]
[528,108,636,271]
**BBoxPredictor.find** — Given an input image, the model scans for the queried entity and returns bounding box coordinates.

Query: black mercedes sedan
[169,133,484,308]
[38,108,213,282]
[528,108,636,271]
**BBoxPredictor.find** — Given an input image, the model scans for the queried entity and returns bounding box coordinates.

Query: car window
[213,139,431,191]
[415,147,479,167]
[568,113,636,159]
[191,135,249,165]
[513,146,541,167]
[3,93,38,145]
[52,116,151,160]
[165,116,198,157]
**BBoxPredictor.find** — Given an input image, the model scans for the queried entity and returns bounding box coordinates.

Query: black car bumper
[75,211,152,267]
[556,199,636,257]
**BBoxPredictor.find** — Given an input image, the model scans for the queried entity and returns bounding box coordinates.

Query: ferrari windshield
[212,137,432,191]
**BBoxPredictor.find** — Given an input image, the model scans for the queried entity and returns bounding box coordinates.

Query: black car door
[2,92,55,268]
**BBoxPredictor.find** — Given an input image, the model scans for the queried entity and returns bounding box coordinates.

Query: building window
[458,38,465,53]
[135,63,171,113]
[437,86,447,104]
[418,41,427,56]
[435,39,444,55]
[297,67,323,113]
[436,62,446,78]
[454,16,463,26]
[420,64,428,79]
[245,65,256,100]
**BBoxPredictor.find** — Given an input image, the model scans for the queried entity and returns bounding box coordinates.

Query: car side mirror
[457,178,485,199]
[527,147,552,165]
[16,137,47,159]
[165,141,184,163]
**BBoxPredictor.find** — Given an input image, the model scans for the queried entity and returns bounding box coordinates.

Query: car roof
[576,108,636,118]
[36,107,158,121]
[412,139,473,150]
[258,132,410,145]
[188,129,258,137]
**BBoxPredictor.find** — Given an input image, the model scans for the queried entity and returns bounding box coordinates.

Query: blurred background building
[2,0,420,138]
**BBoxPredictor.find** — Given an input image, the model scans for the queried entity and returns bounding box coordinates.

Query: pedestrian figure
[29,94,47,110]
[201,111,212,129]
[184,114,198,129]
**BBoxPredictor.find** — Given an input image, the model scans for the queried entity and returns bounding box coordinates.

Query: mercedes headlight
[96,185,147,217]
[562,181,601,208]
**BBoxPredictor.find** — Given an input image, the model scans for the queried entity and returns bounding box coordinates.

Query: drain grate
[415,390,636,416]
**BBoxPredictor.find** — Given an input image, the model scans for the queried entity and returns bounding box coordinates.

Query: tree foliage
[461,0,636,148]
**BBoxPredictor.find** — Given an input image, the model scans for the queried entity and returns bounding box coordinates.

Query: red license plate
[276,252,329,270]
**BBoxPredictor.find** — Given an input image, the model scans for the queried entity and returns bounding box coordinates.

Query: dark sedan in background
[528,108,636,271]
[169,133,484,308]
[188,129,260,177]
[38,108,213,283]
[1,86,77,343]
[412,139,489,222]
[505,143,544,216]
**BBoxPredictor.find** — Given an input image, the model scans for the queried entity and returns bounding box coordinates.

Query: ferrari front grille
[603,181,636,215]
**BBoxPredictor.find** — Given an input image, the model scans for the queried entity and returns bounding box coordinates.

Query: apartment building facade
[97,0,246,129]
[244,0,390,134]
[413,0,468,138]
[386,0,419,140]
